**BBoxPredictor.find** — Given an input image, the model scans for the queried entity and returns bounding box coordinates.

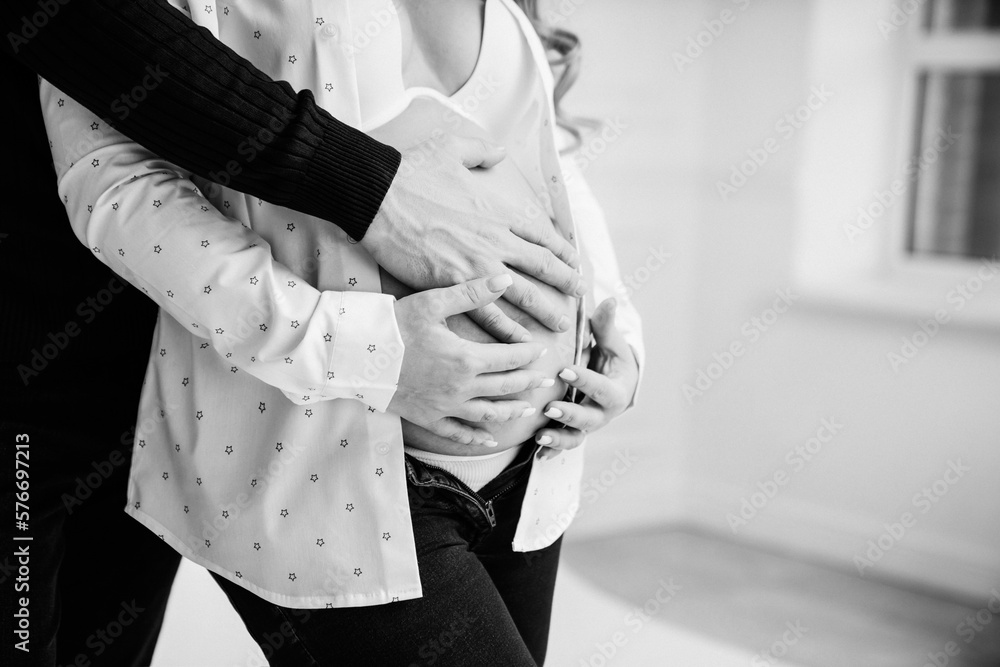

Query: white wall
[566,0,1000,601]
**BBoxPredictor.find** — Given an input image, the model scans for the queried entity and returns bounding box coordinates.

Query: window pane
[908,72,1000,259]
[927,0,1000,31]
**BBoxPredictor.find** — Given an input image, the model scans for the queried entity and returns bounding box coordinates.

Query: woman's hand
[533,298,639,454]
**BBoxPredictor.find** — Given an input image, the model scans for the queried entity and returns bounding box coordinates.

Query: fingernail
[559,368,578,382]
[483,439,499,448]
[487,274,513,291]
[539,378,555,388]
[575,285,587,298]
[557,315,569,331]
[536,435,553,445]
[539,348,548,358]
[544,407,563,419]
[539,448,559,461]
[521,407,537,418]
[519,332,532,342]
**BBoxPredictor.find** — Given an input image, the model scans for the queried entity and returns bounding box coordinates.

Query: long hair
[513,0,594,148]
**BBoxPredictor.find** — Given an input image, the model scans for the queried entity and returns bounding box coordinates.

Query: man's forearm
[2,0,400,240]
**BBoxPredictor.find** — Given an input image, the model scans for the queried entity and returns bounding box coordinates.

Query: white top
[40,0,645,609]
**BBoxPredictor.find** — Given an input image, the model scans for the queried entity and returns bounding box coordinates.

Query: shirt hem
[124,507,423,609]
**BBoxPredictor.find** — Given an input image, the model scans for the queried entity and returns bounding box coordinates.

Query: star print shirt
[40,0,645,609]
[2,0,400,242]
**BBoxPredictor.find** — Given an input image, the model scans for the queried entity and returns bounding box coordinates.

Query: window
[789,0,1000,326]
[907,0,1000,260]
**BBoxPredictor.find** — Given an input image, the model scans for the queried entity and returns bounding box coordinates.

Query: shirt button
[376,442,390,455]
[322,23,339,40]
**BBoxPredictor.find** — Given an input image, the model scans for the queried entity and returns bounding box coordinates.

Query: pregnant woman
[40,0,643,664]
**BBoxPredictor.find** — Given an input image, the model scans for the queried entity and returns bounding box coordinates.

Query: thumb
[591,297,627,354]
[432,274,512,318]
[454,137,507,169]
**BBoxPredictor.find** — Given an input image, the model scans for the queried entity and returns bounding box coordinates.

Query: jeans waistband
[404,442,537,527]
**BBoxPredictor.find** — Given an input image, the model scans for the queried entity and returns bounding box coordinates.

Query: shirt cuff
[311,291,403,412]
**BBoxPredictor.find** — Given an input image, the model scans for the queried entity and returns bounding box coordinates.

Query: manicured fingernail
[536,435,553,445]
[557,315,569,331]
[519,332,532,342]
[559,368,578,382]
[487,274,513,291]
[521,407,537,418]
[539,378,555,388]
[483,439,499,448]
[575,285,587,298]
[544,407,563,419]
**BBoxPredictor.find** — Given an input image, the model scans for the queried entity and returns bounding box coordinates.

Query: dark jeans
[212,444,563,667]
[0,419,181,667]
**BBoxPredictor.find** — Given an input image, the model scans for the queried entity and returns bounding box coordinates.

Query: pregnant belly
[368,96,579,455]
[381,265,577,455]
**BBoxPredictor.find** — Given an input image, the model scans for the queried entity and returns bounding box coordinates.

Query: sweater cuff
[299,116,401,242]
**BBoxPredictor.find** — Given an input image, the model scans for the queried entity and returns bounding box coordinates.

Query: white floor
[151,554,784,667]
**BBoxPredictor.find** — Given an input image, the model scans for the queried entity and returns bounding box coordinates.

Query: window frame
[791,0,1000,328]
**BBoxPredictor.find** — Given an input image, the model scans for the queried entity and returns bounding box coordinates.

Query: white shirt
[40,0,644,608]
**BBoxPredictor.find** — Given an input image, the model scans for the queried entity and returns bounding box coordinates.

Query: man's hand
[361,134,584,343]
[389,274,553,447]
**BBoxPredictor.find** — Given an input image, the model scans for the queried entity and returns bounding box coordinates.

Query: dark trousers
[213,445,563,667]
[1,418,181,667]
[1,56,179,667]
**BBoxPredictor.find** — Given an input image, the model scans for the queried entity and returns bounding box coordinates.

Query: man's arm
[3,0,582,337]
[40,77,552,445]
[3,0,397,241]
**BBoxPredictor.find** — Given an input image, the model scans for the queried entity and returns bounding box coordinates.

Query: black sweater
[1,0,401,422]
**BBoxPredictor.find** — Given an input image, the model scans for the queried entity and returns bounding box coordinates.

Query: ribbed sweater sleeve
[2,0,400,241]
